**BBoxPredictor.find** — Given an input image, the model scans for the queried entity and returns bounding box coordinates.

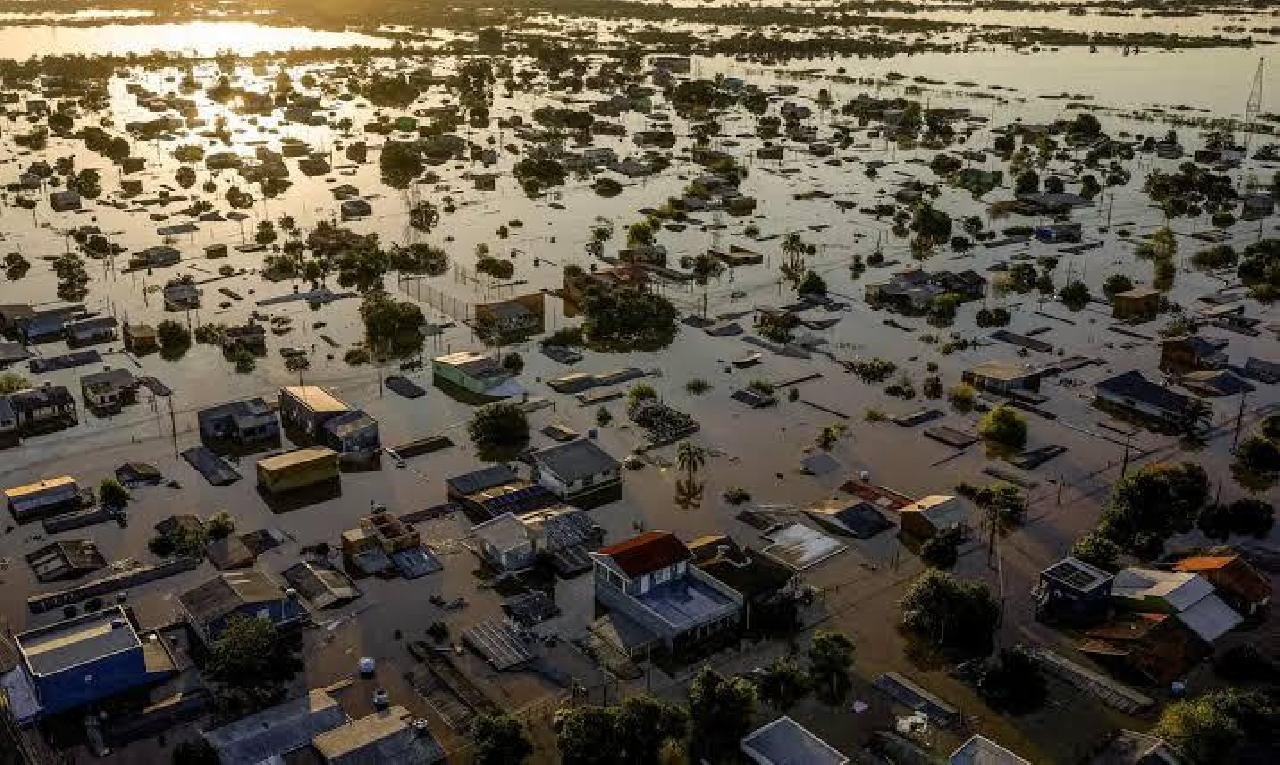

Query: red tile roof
[597,531,690,577]
[1174,555,1272,605]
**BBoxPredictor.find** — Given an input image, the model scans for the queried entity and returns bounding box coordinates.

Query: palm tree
[676,441,707,482]
[1178,398,1214,442]
[781,231,805,282]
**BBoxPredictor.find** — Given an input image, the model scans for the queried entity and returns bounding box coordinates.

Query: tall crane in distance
[1243,58,1264,154]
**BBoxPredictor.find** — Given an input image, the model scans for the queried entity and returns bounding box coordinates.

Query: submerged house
[531,439,623,506]
[162,279,202,311]
[1111,287,1160,321]
[865,268,985,313]
[1094,371,1194,429]
[431,351,516,397]
[5,476,83,521]
[1172,555,1271,617]
[897,495,968,540]
[65,316,119,347]
[10,606,177,720]
[5,385,77,432]
[590,531,742,655]
[197,397,280,445]
[178,570,308,645]
[474,293,546,340]
[471,512,536,573]
[1033,556,1114,625]
[279,385,350,438]
[320,409,381,459]
[79,367,138,412]
[962,361,1042,396]
[1159,335,1229,372]
[1111,567,1242,643]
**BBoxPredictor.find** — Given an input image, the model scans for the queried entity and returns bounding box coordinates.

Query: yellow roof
[257,447,337,471]
[4,476,77,499]
[282,385,348,413]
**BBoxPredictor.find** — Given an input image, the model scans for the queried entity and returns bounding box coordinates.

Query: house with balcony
[79,367,138,413]
[6,384,77,433]
[590,531,742,656]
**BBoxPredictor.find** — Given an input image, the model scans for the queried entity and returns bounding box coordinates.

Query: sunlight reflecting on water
[0,21,392,59]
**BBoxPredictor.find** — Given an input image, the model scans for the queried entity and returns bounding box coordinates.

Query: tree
[157,319,192,358]
[360,291,424,359]
[1234,434,1280,475]
[1153,690,1273,765]
[613,696,688,765]
[0,372,30,394]
[808,630,856,706]
[977,405,1027,452]
[1201,498,1275,540]
[797,270,827,296]
[555,707,618,765]
[1176,398,1213,441]
[206,614,300,715]
[948,383,977,412]
[1097,462,1209,558]
[780,231,808,286]
[1102,273,1133,300]
[627,383,658,412]
[921,526,963,569]
[676,440,707,482]
[687,667,757,763]
[961,481,1027,528]
[977,647,1047,714]
[99,477,129,509]
[816,425,840,451]
[900,570,1000,657]
[756,657,810,711]
[582,288,678,351]
[502,352,524,374]
[1058,280,1091,310]
[206,511,235,540]
[1014,169,1039,195]
[1070,532,1120,571]
[1138,226,1178,262]
[1225,498,1274,537]
[473,714,533,765]
[468,402,529,452]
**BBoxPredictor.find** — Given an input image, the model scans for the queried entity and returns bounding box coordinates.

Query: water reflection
[0,21,392,59]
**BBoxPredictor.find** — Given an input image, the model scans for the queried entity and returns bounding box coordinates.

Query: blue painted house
[13,606,176,717]
[178,570,307,645]
[1033,556,1114,626]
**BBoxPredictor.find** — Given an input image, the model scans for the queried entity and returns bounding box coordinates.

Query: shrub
[468,402,529,452]
[99,478,129,509]
[978,405,1027,451]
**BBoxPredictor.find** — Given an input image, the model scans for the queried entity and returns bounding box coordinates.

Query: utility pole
[1120,431,1132,478]
[167,395,177,456]
[1232,391,1248,451]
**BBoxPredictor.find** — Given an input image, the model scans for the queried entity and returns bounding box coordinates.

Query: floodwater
[0,21,392,58]
[0,12,1276,764]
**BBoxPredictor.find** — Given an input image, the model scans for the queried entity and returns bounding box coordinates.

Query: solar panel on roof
[1046,560,1102,590]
